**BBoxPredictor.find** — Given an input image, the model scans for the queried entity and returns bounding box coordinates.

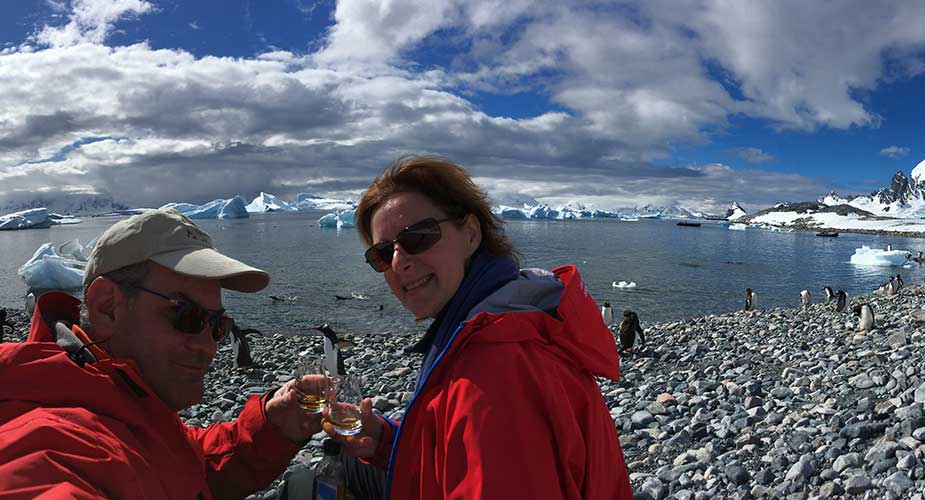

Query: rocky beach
[4,285,925,499]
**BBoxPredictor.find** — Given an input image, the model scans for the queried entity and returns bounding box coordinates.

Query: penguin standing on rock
[618,310,646,353]
[888,276,900,295]
[835,290,848,312]
[822,286,834,303]
[853,303,876,332]
[744,288,758,312]
[601,301,614,327]
[800,290,811,306]
[896,274,904,289]
[313,324,355,376]
[230,322,260,370]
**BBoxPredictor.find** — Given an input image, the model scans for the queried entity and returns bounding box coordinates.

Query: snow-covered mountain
[296,193,357,211]
[245,192,299,213]
[0,193,132,216]
[821,159,925,218]
[725,202,747,221]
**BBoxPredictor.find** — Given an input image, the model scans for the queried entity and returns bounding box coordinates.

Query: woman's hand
[322,398,383,458]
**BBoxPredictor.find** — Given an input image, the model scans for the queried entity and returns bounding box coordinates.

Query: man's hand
[265,375,329,443]
[322,398,383,458]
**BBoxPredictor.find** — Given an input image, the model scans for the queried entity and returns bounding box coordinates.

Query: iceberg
[318,210,355,229]
[728,223,748,231]
[296,193,357,211]
[184,196,249,220]
[160,202,201,214]
[246,192,299,213]
[49,213,82,225]
[612,280,637,289]
[499,206,529,220]
[849,246,910,267]
[0,208,52,230]
[19,240,88,290]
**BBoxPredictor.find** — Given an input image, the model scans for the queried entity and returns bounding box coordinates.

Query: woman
[326,156,632,499]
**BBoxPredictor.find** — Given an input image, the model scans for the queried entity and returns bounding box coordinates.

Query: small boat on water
[677,221,702,227]
[816,231,839,237]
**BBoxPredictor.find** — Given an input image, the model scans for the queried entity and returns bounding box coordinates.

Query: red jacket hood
[2,292,168,427]
[460,265,621,381]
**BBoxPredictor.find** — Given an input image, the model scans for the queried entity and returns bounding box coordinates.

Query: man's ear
[463,214,482,254]
[85,277,121,341]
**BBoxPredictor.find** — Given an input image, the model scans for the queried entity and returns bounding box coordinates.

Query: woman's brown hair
[356,156,517,261]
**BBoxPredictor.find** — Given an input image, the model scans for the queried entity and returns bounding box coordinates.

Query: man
[0,208,322,499]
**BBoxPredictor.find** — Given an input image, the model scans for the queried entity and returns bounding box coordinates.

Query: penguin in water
[601,301,614,327]
[835,290,848,312]
[313,324,355,376]
[853,303,875,332]
[229,321,259,370]
[618,310,646,353]
[744,288,758,312]
[911,251,925,264]
[800,290,811,307]
[822,286,834,303]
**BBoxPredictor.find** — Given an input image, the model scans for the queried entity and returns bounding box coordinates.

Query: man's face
[107,264,222,411]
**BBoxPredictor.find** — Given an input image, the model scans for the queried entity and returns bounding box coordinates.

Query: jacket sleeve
[435,345,576,500]
[0,411,132,500]
[364,415,399,469]
[184,391,301,499]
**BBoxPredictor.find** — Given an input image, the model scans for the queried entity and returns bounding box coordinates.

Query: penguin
[886,276,899,295]
[877,280,891,295]
[887,243,894,251]
[618,310,646,353]
[896,273,904,289]
[313,324,355,376]
[229,322,259,370]
[835,290,848,312]
[800,290,811,307]
[912,251,925,264]
[25,292,36,317]
[853,303,875,332]
[334,295,351,300]
[601,301,614,326]
[377,304,384,312]
[744,288,757,312]
[822,286,834,303]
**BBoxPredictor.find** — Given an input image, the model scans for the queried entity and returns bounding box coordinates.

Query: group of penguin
[601,302,646,354]
[748,276,904,334]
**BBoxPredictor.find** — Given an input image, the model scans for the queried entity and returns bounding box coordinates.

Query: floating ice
[612,280,637,289]
[318,213,338,228]
[246,192,299,213]
[160,202,200,214]
[728,223,748,231]
[0,208,51,230]
[850,245,910,267]
[19,240,87,290]
[337,209,355,229]
[184,196,249,220]
[297,193,357,211]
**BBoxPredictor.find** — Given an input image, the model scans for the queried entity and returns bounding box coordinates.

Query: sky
[1,0,924,214]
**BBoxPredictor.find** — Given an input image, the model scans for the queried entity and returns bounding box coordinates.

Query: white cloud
[2,0,924,212]
[880,146,911,158]
[33,0,153,47]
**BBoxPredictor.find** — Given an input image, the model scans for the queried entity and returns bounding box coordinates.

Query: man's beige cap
[83,208,270,292]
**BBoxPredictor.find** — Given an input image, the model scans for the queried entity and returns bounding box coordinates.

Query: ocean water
[1,212,922,338]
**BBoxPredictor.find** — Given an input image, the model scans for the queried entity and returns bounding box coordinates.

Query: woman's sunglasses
[364,217,456,272]
[130,285,232,342]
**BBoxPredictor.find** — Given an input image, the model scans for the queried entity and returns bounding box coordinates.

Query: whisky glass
[294,357,331,414]
[324,376,364,436]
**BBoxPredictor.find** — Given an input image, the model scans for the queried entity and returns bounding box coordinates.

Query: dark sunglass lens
[365,242,393,272]
[399,224,441,254]
[175,301,207,334]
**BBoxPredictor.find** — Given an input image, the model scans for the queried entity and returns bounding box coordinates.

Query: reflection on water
[1,213,922,336]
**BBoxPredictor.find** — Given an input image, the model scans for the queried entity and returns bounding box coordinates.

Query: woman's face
[370,192,481,319]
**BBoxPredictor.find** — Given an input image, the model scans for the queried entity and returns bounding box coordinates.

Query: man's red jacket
[0,292,299,499]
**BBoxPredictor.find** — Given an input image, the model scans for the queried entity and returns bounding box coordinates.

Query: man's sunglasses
[364,217,456,272]
[130,285,232,342]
